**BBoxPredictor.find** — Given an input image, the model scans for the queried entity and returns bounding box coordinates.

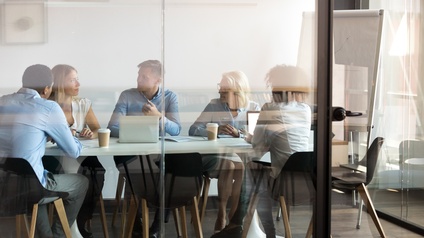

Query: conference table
[45,136,253,238]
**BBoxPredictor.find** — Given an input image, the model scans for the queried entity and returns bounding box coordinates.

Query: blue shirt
[189,98,260,137]
[107,88,181,137]
[0,88,82,187]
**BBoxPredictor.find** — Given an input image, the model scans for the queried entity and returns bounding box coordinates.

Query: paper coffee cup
[206,123,219,141]
[98,128,111,148]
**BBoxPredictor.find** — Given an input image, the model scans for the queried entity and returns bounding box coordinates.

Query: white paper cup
[206,123,219,141]
[98,128,111,148]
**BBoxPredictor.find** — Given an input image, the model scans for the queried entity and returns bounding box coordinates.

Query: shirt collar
[18,88,41,98]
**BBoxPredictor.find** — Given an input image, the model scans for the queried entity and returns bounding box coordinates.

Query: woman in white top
[49,64,102,238]
[189,71,260,232]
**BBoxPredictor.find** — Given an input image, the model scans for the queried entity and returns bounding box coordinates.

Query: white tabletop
[45,136,253,156]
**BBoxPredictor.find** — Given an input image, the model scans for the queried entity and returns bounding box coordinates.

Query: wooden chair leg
[53,198,72,238]
[190,197,203,238]
[357,183,387,238]
[123,195,139,238]
[200,176,211,222]
[16,214,23,238]
[179,206,188,238]
[305,216,313,238]
[141,199,149,238]
[241,191,260,238]
[173,208,182,237]
[28,206,37,238]
[98,194,109,238]
[112,174,126,227]
[279,196,292,238]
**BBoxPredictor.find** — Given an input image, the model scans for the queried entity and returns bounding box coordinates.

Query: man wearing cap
[0,64,88,237]
[212,65,312,238]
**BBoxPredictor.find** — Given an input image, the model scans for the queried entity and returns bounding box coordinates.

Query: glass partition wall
[0,0,334,237]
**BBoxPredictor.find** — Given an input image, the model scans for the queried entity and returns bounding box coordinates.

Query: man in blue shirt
[0,64,88,237]
[108,59,181,137]
[107,60,181,238]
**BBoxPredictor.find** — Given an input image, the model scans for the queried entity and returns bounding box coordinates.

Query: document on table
[162,136,206,142]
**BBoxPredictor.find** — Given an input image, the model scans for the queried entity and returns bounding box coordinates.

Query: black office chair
[0,157,72,238]
[123,153,204,238]
[243,152,316,238]
[332,137,386,238]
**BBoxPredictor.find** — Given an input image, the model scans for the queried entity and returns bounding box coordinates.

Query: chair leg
[112,174,126,227]
[357,183,386,238]
[305,216,313,238]
[48,203,54,225]
[356,199,364,229]
[28,206,37,238]
[173,208,182,237]
[123,195,139,238]
[16,214,24,238]
[200,176,211,222]
[190,197,204,238]
[53,198,72,238]
[98,194,109,238]
[179,206,188,238]
[141,199,149,238]
[279,196,292,238]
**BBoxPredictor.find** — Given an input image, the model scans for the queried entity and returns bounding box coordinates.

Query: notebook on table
[118,116,160,143]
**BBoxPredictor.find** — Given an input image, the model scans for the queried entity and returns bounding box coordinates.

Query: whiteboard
[297,9,384,148]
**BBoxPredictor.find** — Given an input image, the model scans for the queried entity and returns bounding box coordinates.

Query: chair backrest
[271,151,316,204]
[0,157,68,216]
[398,140,424,170]
[364,137,385,185]
[140,153,204,209]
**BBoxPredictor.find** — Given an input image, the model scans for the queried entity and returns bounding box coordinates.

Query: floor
[0,192,422,238]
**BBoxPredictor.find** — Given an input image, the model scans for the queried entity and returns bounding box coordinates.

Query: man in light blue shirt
[0,64,88,237]
[107,60,181,237]
[108,59,181,137]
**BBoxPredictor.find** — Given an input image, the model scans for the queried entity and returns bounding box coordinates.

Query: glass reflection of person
[0,64,88,238]
[212,65,312,238]
[189,71,260,233]
[47,64,102,238]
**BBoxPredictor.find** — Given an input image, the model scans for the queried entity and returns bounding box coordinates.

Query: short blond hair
[221,70,251,108]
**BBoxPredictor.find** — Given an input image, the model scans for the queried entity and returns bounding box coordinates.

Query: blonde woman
[189,70,260,232]
[50,64,102,238]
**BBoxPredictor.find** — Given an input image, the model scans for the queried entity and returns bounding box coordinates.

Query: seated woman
[189,70,260,233]
[46,64,103,238]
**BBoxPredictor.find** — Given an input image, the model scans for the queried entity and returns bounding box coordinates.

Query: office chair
[124,153,204,238]
[332,137,386,237]
[243,152,316,238]
[0,157,72,238]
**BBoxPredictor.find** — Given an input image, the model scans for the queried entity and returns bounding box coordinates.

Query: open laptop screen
[246,111,260,134]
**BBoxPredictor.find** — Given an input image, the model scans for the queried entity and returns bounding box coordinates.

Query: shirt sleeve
[107,92,127,137]
[188,102,214,137]
[163,92,181,136]
[45,103,82,159]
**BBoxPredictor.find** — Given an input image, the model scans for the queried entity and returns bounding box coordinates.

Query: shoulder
[248,100,261,110]
[210,98,221,104]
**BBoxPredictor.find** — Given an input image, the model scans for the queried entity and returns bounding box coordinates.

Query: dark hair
[137,60,162,77]
[22,64,53,91]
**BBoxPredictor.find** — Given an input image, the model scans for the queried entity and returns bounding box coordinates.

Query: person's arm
[188,102,216,137]
[163,92,181,136]
[82,106,101,138]
[46,103,82,159]
[107,92,128,137]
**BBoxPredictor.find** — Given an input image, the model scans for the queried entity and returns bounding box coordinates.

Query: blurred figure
[189,70,260,232]
[0,64,87,237]
[212,65,312,238]
[45,64,103,238]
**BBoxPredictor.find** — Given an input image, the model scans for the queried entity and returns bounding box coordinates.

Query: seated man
[0,64,88,237]
[107,59,181,238]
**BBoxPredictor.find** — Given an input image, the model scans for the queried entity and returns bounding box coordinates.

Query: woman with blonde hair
[189,70,260,233]
[48,64,102,238]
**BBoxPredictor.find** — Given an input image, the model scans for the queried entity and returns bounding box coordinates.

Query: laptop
[118,116,160,143]
[246,111,260,134]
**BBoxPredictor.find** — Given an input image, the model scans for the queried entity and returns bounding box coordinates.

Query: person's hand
[142,100,162,118]
[218,124,239,137]
[78,127,94,139]
[244,132,253,143]
[47,136,55,144]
